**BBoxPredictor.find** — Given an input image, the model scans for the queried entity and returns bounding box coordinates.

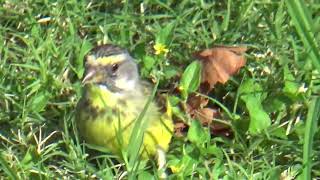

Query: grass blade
[126,79,160,176]
[299,97,320,179]
[286,0,320,70]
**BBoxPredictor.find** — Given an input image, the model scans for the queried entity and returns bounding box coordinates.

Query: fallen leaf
[187,93,209,110]
[195,107,233,138]
[174,45,246,139]
[210,124,233,138]
[194,46,247,90]
[195,107,218,125]
[174,121,188,137]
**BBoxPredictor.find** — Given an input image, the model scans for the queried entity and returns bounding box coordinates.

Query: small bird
[75,44,173,162]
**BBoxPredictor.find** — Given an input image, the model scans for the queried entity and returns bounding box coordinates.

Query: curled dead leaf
[187,93,209,110]
[195,107,219,125]
[174,45,245,139]
[195,107,233,138]
[194,46,247,91]
[174,121,188,137]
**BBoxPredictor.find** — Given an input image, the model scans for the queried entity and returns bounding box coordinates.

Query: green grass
[1,0,320,179]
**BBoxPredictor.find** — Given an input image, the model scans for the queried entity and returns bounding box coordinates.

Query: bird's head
[82,44,139,93]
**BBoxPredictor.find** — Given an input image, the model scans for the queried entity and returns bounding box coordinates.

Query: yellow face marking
[87,54,127,66]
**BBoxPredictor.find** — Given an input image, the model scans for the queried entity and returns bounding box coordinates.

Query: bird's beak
[82,70,96,84]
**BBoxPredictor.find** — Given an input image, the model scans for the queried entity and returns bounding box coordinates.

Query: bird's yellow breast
[76,85,173,158]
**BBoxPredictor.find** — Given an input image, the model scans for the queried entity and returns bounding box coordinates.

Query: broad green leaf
[267,167,282,180]
[163,66,179,80]
[187,120,207,145]
[241,95,271,134]
[238,78,262,95]
[271,127,287,140]
[138,171,154,180]
[207,146,224,179]
[132,42,146,59]
[293,121,305,144]
[283,65,299,96]
[156,22,175,46]
[29,92,50,112]
[239,79,271,134]
[179,61,201,100]
[263,94,291,113]
[206,146,223,159]
[168,152,198,176]
[142,55,155,71]
[21,146,39,169]
[168,95,186,120]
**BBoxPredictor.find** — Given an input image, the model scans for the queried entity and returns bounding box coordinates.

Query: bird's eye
[111,64,119,72]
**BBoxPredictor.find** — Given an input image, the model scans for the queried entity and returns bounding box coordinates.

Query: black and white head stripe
[90,44,128,59]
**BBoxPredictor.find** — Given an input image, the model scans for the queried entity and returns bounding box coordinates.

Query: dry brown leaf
[195,107,233,138]
[195,107,219,125]
[194,46,247,90]
[187,93,209,110]
[211,124,233,138]
[174,121,188,137]
[175,45,245,139]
